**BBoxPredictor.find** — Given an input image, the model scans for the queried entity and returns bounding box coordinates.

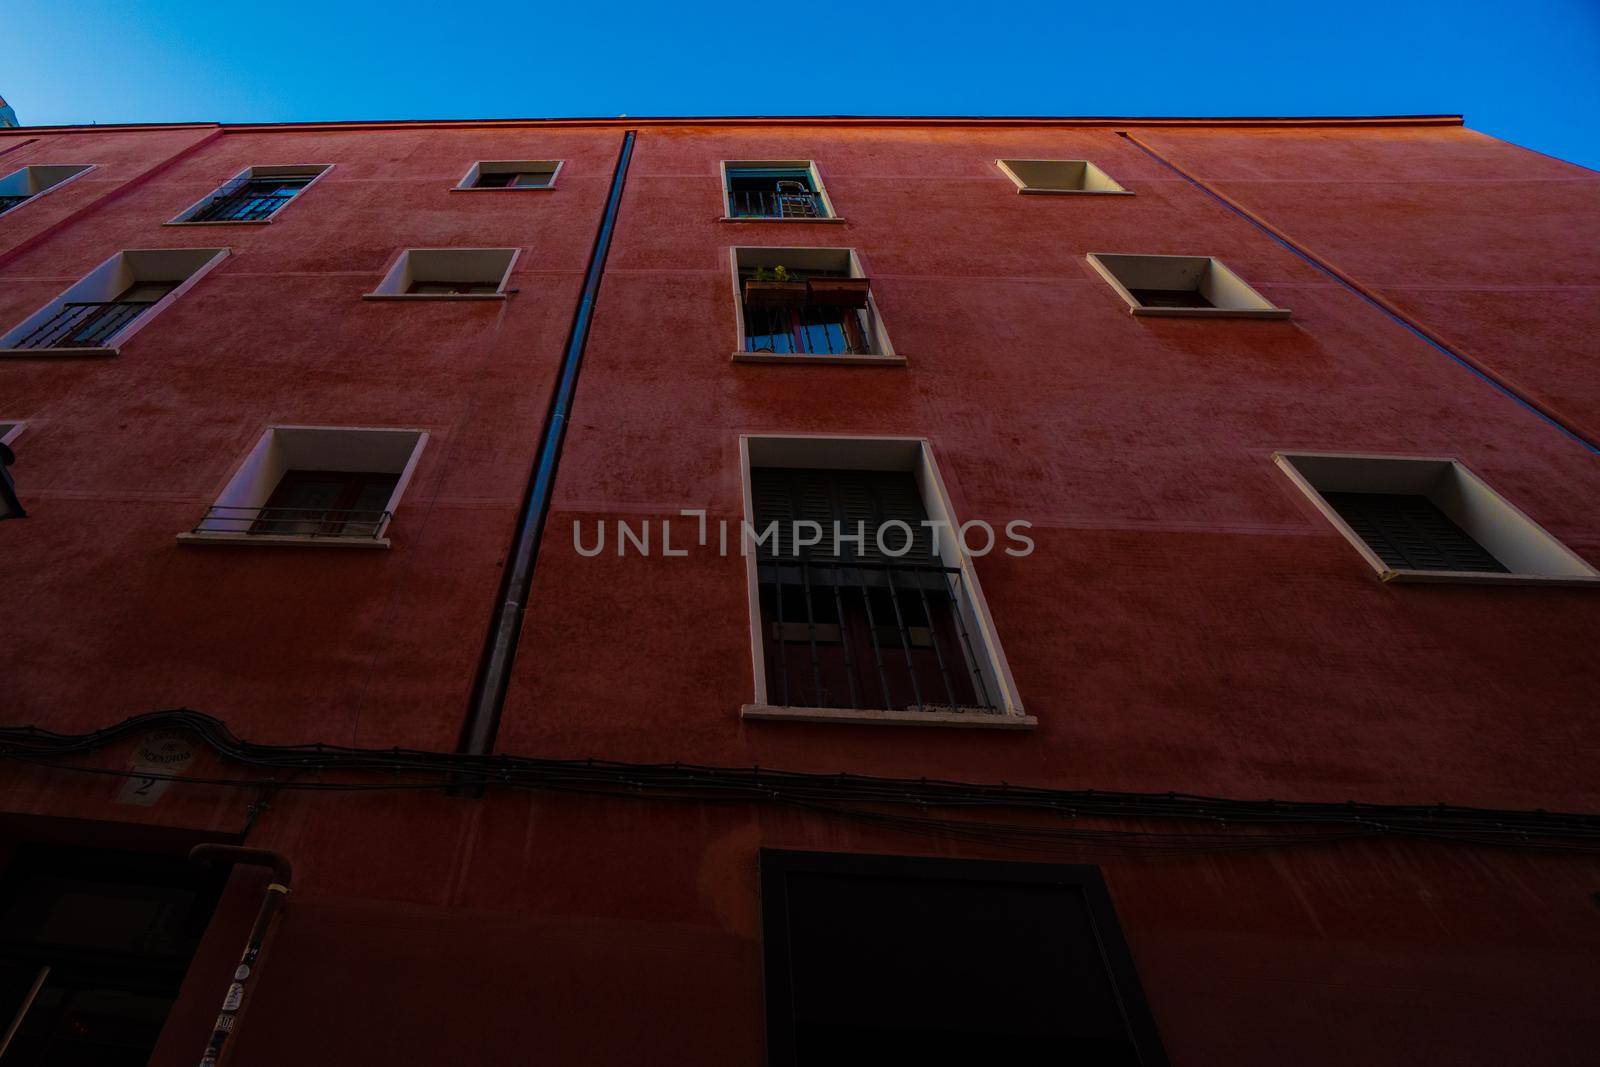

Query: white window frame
[1087,252,1291,319]
[738,433,1033,728]
[453,160,563,191]
[0,164,97,213]
[168,164,333,225]
[728,246,901,366]
[363,248,520,301]
[0,421,24,447]
[177,425,430,549]
[996,159,1132,196]
[0,248,230,357]
[720,160,842,222]
[1275,450,1600,585]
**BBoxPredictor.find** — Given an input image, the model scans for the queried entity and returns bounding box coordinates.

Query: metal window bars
[758,558,998,715]
[0,195,31,214]
[187,177,309,222]
[12,301,156,349]
[191,505,392,540]
[743,303,872,356]
[727,184,825,219]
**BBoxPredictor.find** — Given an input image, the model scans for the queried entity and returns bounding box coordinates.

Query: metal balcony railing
[727,189,825,218]
[758,559,997,715]
[191,505,392,540]
[0,195,30,214]
[12,301,156,349]
[743,303,872,356]
[188,179,304,222]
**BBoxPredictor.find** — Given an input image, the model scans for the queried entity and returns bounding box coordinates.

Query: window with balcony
[731,247,895,363]
[740,436,1029,727]
[759,850,1168,1067]
[364,248,518,300]
[996,158,1131,195]
[171,165,329,224]
[0,248,228,356]
[722,161,835,220]
[0,165,94,215]
[457,160,561,190]
[179,426,428,547]
[1086,253,1290,318]
[0,845,225,1067]
[1275,452,1600,585]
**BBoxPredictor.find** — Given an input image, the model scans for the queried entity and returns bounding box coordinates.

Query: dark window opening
[189,174,313,223]
[727,168,826,219]
[248,469,398,539]
[739,266,872,356]
[474,170,553,189]
[760,851,1168,1067]
[0,195,31,215]
[13,282,176,351]
[406,280,502,295]
[0,845,225,1067]
[751,467,992,713]
[1128,287,1212,309]
[1322,491,1507,573]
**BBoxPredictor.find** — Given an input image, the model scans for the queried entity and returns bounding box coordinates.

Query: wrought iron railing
[743,303,872,356]
[0,195,31,215]
[187,179,304,222]
[191,505,392,540]
[11,301,156,349]
[727,189,825,218]
[758,559,997,715]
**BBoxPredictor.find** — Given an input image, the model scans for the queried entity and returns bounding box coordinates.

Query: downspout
[189,845,292,1067]
[459,129,637,758]
[1118,130,1600,456]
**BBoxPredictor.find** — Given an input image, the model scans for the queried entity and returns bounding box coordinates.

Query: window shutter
[1322,492,1506,573]
[751,468,935,563]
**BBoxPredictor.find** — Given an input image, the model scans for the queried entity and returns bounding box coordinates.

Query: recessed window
[0,248,228,356]
[721,161,836,220]
[364,248,518,300]
[759,850,1168,1066]
[0,421,23,520]
[0,844,225,1066]
[171,165,330,224]
[1087,253,1290,318]
[1276,451,1600,585]
[456,160,561,190]
[996,158,1131,195]
[731,247,896,363]
[179,426,428,548]
[740,435,1030,727]
[0,165,94,215]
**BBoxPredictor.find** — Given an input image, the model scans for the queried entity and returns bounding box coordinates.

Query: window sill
[0,346,118,358]
[165,219,273,226]
[1129,306,1291,319]
[450,186,557,193]
[1018,188,1134,196]
[1378,568,1600,586]
[732,351,905,367]
[362,292,509,301]
[718,216,846,224]
[741,704,1035,729]
[176,532,391,549]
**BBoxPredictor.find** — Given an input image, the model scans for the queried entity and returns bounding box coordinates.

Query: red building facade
[0,115,1597,1065]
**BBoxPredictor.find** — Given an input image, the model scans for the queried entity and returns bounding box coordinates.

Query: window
[179,426,428,547]
[171,165,330,223]
[364,248,518,300]
[760,850,1168,1067]
[1275,451,1600,585]
[740,435,1029,727]
[0,165,94,215]
[1086,253,1290,318]
[722,161,836,220]
[996,158,1131,195]
[0,422,23,520]
[0,845,225,1067]
[731,247,896,363]
[0,248,228,355]
[456,160,561,190]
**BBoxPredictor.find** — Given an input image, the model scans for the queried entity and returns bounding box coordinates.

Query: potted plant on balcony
[806,275,871,308]
[743,265,808,307]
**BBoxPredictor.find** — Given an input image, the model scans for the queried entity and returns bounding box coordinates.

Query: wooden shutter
[1322,492,1506,572]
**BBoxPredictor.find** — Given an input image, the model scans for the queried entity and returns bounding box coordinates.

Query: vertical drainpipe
[459,129,637,760]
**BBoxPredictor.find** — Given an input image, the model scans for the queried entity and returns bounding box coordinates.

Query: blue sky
[6,0,1599,169]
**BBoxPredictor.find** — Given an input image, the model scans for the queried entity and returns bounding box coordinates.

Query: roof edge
[0,114,1466,136]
